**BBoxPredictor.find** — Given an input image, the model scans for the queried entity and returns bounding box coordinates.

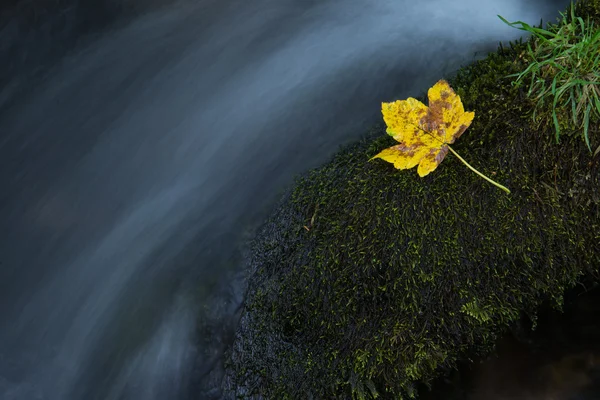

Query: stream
[0,0,572,399]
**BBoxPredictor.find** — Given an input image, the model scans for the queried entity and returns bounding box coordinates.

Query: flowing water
[0,0,570,399]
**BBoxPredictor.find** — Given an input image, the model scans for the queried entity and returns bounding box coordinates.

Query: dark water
[422,285,600,400]
[0,1,570,399]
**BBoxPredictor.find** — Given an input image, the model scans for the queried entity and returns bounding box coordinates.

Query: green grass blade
[571,88,578,124]
[577,17,586,35]
[498,15,557,40]
[592,87,600,114]
[589,29,600,43]
[552,106,561,143]
[583,103,592,151]
[497,15,516,27]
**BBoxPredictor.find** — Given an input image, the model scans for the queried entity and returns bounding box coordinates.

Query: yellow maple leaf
[371,80,510,193]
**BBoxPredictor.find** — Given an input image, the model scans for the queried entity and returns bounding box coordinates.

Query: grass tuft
[499,2,600,151]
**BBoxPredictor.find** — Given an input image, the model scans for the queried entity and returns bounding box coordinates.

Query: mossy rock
[223,3,600,399]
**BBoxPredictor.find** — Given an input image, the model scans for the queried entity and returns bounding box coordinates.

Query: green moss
[224,2,600,399]
[577,0,600,23]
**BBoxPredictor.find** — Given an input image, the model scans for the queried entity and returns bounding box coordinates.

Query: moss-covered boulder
[224,3,600,399]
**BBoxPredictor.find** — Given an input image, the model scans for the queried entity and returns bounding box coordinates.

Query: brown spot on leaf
[435,145,449,164]
[392,143,418,157]
[453,124,469,141]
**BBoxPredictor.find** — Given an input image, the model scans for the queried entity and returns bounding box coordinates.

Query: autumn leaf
[371,80,510,193]
[372,80,473,176]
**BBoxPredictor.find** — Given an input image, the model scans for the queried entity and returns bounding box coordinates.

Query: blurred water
[0,0,568,399]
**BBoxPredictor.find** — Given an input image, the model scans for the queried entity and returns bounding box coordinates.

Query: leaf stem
[447,145,511,194]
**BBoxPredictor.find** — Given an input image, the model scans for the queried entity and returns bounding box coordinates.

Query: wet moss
[224,2,600,399]
[577,0,600,23]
